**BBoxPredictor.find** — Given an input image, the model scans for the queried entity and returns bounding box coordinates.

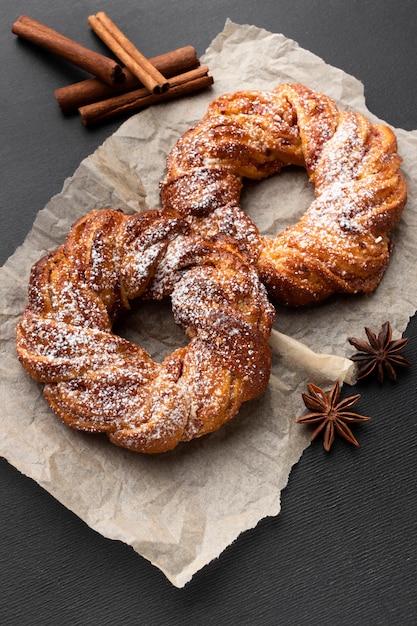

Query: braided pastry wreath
[16,84,407,453]
[16,208,274,453]
[161,83,407,306]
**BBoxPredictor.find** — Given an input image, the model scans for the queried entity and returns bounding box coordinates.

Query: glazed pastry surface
[161,83,407,305]
[16,208,274,453]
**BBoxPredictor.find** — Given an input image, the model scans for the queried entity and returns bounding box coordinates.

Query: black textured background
[1,2,417,624]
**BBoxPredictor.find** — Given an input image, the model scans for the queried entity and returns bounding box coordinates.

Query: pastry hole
[113,297,188,363]
[240,165,315,236]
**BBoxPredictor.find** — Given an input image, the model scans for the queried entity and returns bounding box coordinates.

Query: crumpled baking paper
[1,20,417,587]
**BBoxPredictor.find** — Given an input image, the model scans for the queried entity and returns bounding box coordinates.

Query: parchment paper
[2,20,417,588]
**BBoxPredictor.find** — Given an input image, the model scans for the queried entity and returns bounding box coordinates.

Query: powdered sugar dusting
[16,208,274,453]
[161,83,406,306]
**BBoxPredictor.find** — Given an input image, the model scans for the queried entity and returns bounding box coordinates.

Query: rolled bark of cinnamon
[12,15,125,85]
[88,12,169,94]
[55,46,199,114]
[79,66,213,126]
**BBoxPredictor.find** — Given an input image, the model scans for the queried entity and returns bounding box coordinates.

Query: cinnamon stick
[79,66,213,126]
[12,15,125,86]
[88,12,169,94]
[55,46,199,114]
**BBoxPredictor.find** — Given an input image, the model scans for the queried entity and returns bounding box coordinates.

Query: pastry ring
[16,208,274,453]
[161,83,407,306]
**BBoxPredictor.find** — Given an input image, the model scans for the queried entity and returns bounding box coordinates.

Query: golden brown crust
[160,83,407,306]
[16,208,274,453]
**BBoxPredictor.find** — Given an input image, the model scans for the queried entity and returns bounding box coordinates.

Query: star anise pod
[348,321,411,383]
[296,381,371,452]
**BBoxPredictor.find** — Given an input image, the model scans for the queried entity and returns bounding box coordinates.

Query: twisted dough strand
[16,208,274,453]
[160,83,407,305]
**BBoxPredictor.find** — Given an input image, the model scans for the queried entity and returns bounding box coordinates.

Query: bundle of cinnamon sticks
[12,13,214,126]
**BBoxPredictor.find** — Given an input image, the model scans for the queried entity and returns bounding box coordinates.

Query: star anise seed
[348,321,411,384]
[296,381,371,452]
